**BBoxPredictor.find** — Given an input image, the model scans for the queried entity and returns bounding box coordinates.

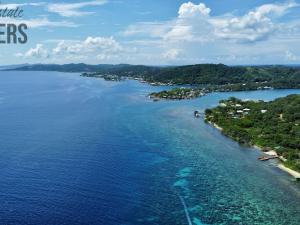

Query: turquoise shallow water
[0,71,300,224]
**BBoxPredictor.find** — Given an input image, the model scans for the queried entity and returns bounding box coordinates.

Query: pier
[258,156,278,161]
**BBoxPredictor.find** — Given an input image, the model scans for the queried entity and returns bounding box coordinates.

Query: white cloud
[0,1,103,28]
[285,50,298,61]
[118,1,300,65]
[123,2,213,42]
[0,17,77,28]
[0,2,45,9]
[47,0,107,17]
[178,2,211,18]
[253,1,298,16]
[211,1,299,42]
[15,53,24,58]
[162,49,180,60]
[17,44,49,58]
[164,25,194,41]
[122,22,171,38]
[17,36,125,64]
[26,17,78,28]
[124,1,299,43]
[53,36,122,55]
[48,36,131,62]
[13,1,300,65]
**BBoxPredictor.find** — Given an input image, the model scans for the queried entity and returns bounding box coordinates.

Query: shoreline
[83,73,300,180]
[207,121,223,131]
[207,121,300,180]
[278,164,300,180]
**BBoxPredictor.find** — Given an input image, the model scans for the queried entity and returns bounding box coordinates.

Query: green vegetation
[146,65,300,99]
[205,94,300,171]
[82,64,300,99]
[11,63,161,76]
[149,83,276,101]
[83,64,300,88]
[149,88,207,100]
[10,63,300,89]
[83,73,124,81]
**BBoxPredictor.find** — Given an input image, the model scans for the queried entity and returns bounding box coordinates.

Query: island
[79,64,300,101]
[149,88,207,100]
[145,64,300,100]
[204,94,300,177]
[148,83,278,101]
[82,73,124,81]
[10,63,300,92]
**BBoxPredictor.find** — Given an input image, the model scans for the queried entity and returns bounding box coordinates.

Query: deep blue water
[0,71,300,225]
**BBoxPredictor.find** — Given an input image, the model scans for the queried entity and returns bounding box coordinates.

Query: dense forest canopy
[9,63,300,87]
[205,94,300,171]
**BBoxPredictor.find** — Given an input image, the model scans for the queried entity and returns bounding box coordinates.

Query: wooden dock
[258,156,279,161]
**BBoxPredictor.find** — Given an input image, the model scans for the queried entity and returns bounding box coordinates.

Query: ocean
[0,71,300,225]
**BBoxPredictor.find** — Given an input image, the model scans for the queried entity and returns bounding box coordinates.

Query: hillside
[8,63,161,75]
[9,64,300,89]
[205,94,300,171]
[144,64,300,88]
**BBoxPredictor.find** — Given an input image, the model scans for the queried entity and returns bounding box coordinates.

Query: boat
[194,111,200,117]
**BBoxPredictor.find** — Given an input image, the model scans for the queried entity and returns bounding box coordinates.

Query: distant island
[149,83,276,100]
[8,63,300,101]
[145,64,300,100]
[149,88,208,101]
[205,94,300,176]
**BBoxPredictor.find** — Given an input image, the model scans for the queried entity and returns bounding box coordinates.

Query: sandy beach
[207,121,223,131]
[209,123,300,180]
[278,164,300,180]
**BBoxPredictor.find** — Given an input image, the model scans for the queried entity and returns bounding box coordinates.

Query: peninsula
[205,94,300,175]
[7,63,300,100]
[149,88,207,100]
[78,63,300,100]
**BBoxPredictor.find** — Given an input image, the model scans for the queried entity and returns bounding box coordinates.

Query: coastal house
[263,86,273,89]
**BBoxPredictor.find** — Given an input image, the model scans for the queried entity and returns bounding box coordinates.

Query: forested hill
[7,63,154,73]
[205,94,300,171]
[7,63,300,88]
[7,63,162,74]
[146,64,300,86]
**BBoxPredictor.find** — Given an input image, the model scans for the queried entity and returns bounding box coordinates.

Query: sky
[0,0,300,65]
